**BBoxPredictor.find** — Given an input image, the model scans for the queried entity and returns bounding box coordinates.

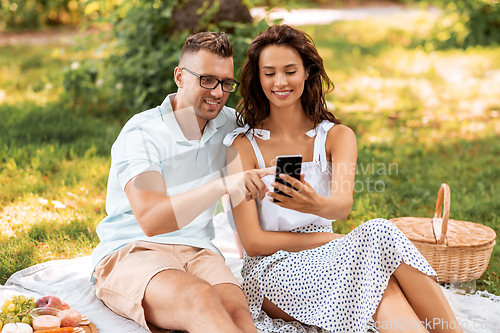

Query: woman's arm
[323,124,357,219]
[227,136,342,257]
[268,124,357,220]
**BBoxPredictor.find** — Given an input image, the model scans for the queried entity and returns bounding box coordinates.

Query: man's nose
[211,83,224,98]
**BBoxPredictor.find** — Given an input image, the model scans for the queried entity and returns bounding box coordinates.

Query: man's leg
[213,283,257,333]
[143,269,246,333]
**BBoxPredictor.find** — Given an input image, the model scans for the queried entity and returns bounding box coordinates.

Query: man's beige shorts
[93,241,240,331]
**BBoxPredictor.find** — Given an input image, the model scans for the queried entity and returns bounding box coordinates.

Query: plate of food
[0,295,97,333]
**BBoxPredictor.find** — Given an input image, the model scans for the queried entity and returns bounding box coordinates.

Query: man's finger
[245,178,268,201]
[257,167,275,177]
[245,182,260,201]
[256,177,269,201]
[246,169,272,201]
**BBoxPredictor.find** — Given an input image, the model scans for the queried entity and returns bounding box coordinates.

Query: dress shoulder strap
[223,125,270,169]
[248,136,266,169]
[306,120,335,172]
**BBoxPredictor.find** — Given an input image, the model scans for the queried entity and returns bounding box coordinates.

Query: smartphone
[273,155,302,203]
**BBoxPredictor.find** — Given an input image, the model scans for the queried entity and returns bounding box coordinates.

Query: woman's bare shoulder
[228,133,259,168]
[326,124,357,153]
[231,133,253,151]
[328,124,356,140]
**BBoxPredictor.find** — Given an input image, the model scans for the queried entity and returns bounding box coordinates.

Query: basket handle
[433,183,451,245]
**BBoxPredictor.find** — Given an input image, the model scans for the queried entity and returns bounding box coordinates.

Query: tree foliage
[62,0,269,120]
[428,0,500,49]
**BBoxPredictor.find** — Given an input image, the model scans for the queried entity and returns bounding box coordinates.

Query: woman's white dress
[223,120,437,333]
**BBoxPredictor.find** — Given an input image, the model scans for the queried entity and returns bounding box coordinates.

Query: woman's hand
[269,173,326,216]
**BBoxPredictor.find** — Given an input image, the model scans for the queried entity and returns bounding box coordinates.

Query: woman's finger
[271,181,296,197]
[278,174,306,192]
[267,193,289,206]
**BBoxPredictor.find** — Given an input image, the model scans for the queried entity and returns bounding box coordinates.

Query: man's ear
[174,67,183,88]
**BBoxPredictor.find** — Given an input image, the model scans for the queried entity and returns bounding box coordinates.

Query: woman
[223,25,462,333]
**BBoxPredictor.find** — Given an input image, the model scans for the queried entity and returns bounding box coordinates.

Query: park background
[0,0,499,296]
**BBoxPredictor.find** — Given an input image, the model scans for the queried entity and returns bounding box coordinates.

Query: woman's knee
[364,218,391,228]
[363,218,401,236]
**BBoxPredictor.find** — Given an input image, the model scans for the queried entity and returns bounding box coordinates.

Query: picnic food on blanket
[33,296,83,329]
[31,328,75,333]
[59,311,81,328]
[34,297,62,311]
[1,295,88,333]
[29,308,63,331]
[0,295,37,328]
[77,316,88,326]
[58,305,69,312]
[1,322,33,333]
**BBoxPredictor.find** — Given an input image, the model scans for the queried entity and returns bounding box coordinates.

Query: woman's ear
[305,69,309,80]
[174,67,183,88]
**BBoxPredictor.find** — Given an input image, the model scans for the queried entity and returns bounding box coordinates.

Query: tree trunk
[172,0,253,33]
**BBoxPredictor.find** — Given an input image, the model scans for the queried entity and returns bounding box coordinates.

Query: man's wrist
[219,171,229,196]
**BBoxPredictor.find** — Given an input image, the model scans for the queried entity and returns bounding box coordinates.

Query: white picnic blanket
[1,213,500,333]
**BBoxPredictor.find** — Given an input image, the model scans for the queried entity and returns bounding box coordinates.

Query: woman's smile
[272,90,292,98]
[259,45,308,111]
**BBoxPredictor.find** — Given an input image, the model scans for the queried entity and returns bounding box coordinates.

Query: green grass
[0,100,120,282]
[347,138,500,294]
[1,12,500,296]
[0,35,121,282]
[301,15,500,294]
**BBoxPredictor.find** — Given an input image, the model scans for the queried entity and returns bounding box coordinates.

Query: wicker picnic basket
[390,183,496,283]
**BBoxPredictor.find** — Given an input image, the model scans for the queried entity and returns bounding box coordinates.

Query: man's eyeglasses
[181,67,239,93]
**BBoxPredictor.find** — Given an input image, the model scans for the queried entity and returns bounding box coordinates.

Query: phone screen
[273,155,302,203]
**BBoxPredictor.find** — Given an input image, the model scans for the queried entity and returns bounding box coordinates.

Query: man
[91,32,270,333]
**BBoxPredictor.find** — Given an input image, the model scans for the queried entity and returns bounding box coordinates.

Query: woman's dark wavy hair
[237,24,340,128]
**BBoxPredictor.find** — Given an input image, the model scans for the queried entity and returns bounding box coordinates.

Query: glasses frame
[181,67,239,93]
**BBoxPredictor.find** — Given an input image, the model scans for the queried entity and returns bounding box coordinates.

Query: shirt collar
[159,93,228,145]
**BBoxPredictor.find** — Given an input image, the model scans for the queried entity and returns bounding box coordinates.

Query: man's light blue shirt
[91,94,237,275]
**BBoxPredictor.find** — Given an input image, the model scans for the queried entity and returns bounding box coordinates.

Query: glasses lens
[223,81,238,93]
[200,77,218,89]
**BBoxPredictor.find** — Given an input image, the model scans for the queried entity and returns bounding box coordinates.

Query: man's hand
[223,168,274,208]
[244,168,274,201]
[224,145,274,206]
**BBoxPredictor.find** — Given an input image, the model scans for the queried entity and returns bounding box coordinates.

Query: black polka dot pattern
[242,219,437,332]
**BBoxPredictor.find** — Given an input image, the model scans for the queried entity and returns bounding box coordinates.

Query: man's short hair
[180,31,233,62]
